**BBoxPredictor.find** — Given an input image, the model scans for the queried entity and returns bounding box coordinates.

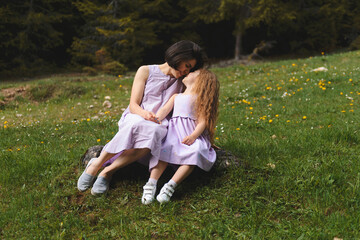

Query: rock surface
[80,145,242,170]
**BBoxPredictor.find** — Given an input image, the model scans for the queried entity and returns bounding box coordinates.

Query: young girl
[141,69,220,204]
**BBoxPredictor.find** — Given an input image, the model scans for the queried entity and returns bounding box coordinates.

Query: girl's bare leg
[156,165,195,203]
[149,160,168,180]
[171,165,195,184]
[98,148,150,179]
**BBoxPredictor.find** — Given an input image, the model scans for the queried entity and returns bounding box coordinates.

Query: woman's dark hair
[165,40,207,72]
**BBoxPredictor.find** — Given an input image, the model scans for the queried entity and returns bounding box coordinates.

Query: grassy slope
[1,51,360,239]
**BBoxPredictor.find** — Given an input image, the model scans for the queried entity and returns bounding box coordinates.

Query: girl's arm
[182,117,206,146]
[129,66,157,122]
[155,94,177,122]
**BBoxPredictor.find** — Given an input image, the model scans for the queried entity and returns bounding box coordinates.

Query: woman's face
[171,59,197,78]
[182,70,200,87]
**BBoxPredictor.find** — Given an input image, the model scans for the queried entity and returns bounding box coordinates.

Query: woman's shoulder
[137,65,150,74]
[137,65,164,77]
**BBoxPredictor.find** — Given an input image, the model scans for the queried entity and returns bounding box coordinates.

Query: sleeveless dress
[150,94,216,172]
[103,65,183,167]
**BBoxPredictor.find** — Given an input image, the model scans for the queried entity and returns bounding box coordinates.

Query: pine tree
[0,0,75,76]
[70,0,166,71]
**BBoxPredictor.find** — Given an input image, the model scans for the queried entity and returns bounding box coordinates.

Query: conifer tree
[70,0,162,71]
[0,0,74,76]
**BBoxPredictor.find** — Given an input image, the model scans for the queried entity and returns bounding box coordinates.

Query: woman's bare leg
[98,148,150,179]
[85,150,117,176]
[171,165,195,184]
[149,160,168,180]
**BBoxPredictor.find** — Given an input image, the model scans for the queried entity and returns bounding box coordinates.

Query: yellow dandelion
[341,110,346,113]
[302,116,307,120]
[236,128,240,131]
[118,75,122,78]
[119,85,122,88]
[97,139,101,142]
[87,118,90,122]
[215,137,219,140]
[328,125,332,128]
[269,119,273,123]
[17,148,20,151]
[349,109,354,112]
[4,125,7,129]
[4,121,8,124]
[232,106,235,109]
[292,63,296,67]
[41,141,44,144]
[349,79,353,82]
[340,92,343,95]
[275,114,279,118]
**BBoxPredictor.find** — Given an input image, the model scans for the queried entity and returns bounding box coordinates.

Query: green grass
[1,51,360,239]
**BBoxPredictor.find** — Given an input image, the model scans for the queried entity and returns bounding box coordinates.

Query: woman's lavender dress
[103,65,182,167]
[151,94,216,171]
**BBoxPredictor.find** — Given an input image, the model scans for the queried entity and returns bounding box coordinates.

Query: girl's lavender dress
[103,65,182,167]
[151,94,216,171]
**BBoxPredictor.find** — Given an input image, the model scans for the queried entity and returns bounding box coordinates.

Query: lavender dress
[150,94,216,171]
[103,65,183,167]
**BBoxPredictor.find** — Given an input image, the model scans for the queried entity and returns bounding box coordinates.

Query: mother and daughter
[77,40,220,204]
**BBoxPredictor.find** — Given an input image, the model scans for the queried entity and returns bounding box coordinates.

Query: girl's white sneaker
[156,183,175,203]
[141,182,156,205]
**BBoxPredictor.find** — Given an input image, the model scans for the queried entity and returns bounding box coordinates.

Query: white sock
[147,178,157,185]
[168,179,177,187]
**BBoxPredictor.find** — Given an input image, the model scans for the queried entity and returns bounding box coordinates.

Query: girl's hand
[143,111,158,123]
[182,135,196,146]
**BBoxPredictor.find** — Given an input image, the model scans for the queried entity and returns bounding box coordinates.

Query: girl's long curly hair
[191,69,220,144]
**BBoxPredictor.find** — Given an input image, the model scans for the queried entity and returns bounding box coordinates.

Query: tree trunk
[234,31,242,60]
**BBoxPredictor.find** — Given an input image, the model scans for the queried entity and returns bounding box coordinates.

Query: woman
[77,40,206,195]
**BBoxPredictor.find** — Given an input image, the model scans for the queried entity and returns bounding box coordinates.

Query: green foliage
[1,0,360,78]
[0,0,76,77]
[102,61,127,76]
[70,0,161,70]
[29,84,56,101]
[350,36,360,50]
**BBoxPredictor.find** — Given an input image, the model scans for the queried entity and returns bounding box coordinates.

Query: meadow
[1,50,360,239]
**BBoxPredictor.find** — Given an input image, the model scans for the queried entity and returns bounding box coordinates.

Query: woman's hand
[182,135,196,146]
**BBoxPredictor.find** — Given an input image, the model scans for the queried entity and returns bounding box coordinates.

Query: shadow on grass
[80,146,244,200]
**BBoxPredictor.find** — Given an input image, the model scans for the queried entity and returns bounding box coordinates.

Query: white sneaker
[141,182,156,205]
[156,183,175,203]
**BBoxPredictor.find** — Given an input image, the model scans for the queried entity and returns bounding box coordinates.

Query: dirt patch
[0,86,28,105]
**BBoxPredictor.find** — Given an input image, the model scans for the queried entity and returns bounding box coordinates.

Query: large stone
[80,145,242,170]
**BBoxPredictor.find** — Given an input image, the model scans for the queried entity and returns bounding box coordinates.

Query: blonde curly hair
[191,69,220,143]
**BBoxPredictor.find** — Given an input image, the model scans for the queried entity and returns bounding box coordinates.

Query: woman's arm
[129,66,157,122]
[155,94,177,122]
[182,116,206,146]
